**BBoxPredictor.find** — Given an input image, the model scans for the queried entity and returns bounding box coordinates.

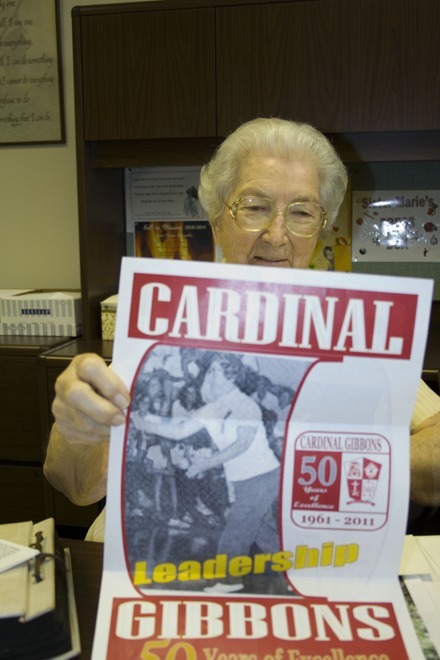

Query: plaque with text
[0,0,64,145]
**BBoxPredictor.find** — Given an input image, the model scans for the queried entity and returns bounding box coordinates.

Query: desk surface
[62,539,103,660]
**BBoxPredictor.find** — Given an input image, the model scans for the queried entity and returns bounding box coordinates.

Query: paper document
[93,258,436,659]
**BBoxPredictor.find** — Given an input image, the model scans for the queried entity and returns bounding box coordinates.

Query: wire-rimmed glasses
[225,196,327,238]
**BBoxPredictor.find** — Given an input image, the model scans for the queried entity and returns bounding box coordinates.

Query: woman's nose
[262,210,288,245]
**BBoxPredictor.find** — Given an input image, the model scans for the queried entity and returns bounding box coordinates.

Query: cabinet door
[357,0,440,131]
[0,465,47,524]
[216,0,358,136]
[81,8,216,140]
[0,356,42,462]
[216,0,440,135]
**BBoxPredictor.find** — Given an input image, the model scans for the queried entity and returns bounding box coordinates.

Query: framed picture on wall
[0,0,65,145]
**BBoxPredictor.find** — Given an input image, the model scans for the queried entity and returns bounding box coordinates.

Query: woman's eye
[291,208,309,217]
[243,202,269,214]
[289,206,316,221]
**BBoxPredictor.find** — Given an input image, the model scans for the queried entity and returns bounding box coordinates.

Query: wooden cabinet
[75,0,440,142]
[217,0,358,135]
[1,355,44,462]
[217,0,440,135]
[0,336,110,532]
[80,7,216,140]
[356,0,440,132]
[72,0,440,342]
[0,337,68,525]
[0,465,48,525]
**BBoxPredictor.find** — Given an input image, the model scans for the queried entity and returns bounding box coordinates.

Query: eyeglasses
[225,196,327,237]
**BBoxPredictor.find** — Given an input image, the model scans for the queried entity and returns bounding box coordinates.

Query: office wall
[0,0,155,291]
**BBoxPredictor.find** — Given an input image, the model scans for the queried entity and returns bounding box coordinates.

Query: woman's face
[201,359,234,402]
[212,155,321,268]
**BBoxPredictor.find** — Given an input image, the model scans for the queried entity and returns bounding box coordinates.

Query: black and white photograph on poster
[134,220,214,262]
[125,166,206,232]
[352,189,439,262]
[122,344,311,596]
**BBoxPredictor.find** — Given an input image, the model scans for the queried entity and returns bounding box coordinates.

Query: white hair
[198,117,348,229]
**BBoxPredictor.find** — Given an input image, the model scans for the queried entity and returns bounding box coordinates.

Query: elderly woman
[44,118,440,542]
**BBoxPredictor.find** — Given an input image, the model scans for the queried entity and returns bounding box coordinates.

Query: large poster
[93,258,435,658]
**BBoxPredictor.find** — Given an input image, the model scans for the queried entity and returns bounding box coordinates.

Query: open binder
[0,518,80,659]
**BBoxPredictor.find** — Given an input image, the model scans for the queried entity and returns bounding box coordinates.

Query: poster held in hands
[93,257,434,658]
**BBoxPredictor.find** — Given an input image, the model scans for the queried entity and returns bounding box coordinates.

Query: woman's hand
[52,353,130,445]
